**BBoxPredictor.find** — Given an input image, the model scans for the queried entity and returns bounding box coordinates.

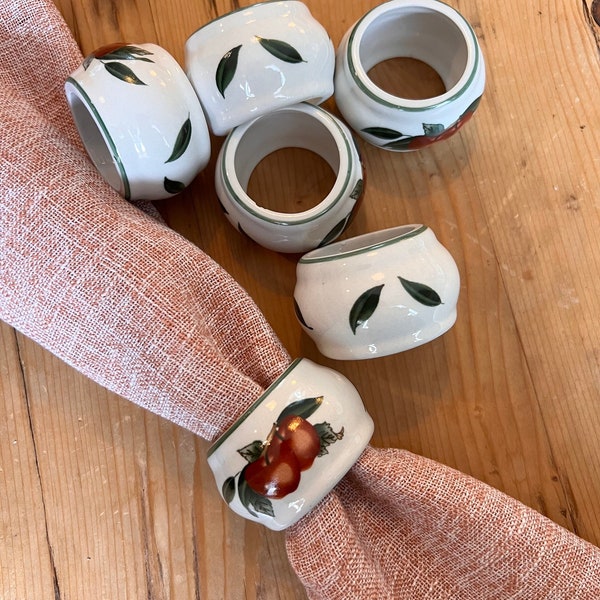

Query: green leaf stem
[256,36,305,63]
[349,284,384,334]
[398,277,442,307]
[216,44,242,97]
[165,117,192,163]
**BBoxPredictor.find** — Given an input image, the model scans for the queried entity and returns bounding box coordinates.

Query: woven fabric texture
[1,1,600,598]
[287,446,600,598]
[0,0,290,442]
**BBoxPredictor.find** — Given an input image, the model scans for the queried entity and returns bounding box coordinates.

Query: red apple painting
[222,396,344,518]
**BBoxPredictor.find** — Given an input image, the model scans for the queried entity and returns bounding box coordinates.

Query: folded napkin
[2,1,600,598]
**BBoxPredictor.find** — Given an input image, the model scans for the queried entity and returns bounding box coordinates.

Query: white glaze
[207,358,374,530]
[294,225,460,359]
[65,43,210,200]
[334,0,485,151]
[185,1,335,136]
[215,103,365,253]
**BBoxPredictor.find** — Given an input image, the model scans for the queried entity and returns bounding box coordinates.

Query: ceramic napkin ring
[184,1,335,136]
[294,225,460,360]
[65,43,211,200]
[207,358,374,530]
[215,102,365,253]
[335,0,485,151]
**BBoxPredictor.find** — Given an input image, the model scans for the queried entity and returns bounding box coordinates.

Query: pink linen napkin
[2,1,600,597]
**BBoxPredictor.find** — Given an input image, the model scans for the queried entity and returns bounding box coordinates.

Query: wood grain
[2,0,600,597]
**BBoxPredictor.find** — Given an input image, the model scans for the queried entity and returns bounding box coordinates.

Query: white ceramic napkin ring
[214,102,365,253]
[65,43,211,200]
[207,358,374,530]
[334,0,485,151]
[184,1,335,136]
[294,225,460,360]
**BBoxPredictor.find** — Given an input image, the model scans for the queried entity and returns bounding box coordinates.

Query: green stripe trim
[66,77,130,199]
[299,225,428,263]
[220,104,356,226]
[207,358,303,457]
[346,1,480,112]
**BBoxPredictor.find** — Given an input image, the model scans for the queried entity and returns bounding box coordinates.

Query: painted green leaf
[349,178,364,200]
[423,123,445,137]
[314,422,344,457]
[84,45,154,70]
[216,44,242,97]
[383,137,414,151]
[165,117,192,163]
[237,440,264,463]
[83,54,94,70]
[164,177,186,194]
[362,126,403,140]
[217,198,229,215]
[256,36,305,63]
[104,61,146,85]
[318,214,350,248]
[293,298,313,330]
[119,45,154,56]
[465,95,482,115]
[100,46,154,62]
[238,469,275,517]
[222,476,236,504]
[398,276,442,307]
[353,135,363,160]
[349,284,384,334]
[277,396,323,424]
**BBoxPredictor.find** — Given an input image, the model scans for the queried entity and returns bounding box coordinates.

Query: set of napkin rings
[65,0,484,529]
[65,0,484,362]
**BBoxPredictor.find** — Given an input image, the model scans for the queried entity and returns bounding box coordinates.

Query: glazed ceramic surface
[294,225,460,360]
[185,1,335,136]
[214,103,365,253]
[334,0,485,151]
[65,43,210,200]
[207,358,374,530]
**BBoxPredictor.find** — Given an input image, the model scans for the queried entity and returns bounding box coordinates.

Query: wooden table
[2,0,600,597]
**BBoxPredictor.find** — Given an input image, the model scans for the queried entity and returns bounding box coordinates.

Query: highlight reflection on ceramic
[294,225,461,359]
[65,43,210,200]
[334,0,485,151]
[215,103,365,253]
[185,1,335,136]
[207,358,374,530]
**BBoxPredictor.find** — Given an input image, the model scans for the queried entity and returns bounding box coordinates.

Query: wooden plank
[0,0,596,597]
[9,330,305,598]
[466,0,600,543]
[0,321,55,599]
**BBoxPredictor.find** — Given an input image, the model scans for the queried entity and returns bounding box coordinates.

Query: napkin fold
[2,1,600,598]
